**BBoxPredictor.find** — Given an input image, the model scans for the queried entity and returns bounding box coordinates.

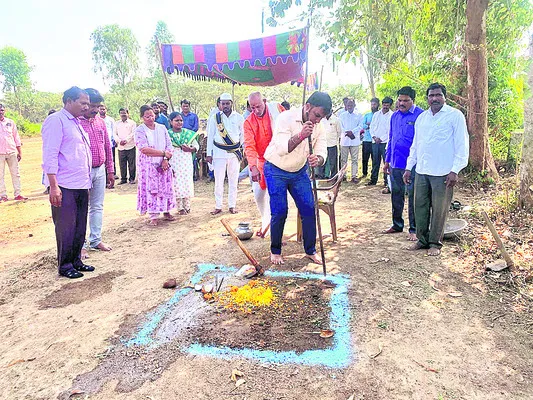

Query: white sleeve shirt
[406,104,469,176]
[369,109,392,143]
[321,114,342,147]
[339,111,363,146]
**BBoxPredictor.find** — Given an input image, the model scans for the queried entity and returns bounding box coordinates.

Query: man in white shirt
[317,113,342,179]
[404,83,469,256]
[98,105,117,179]
[368,97,393,186]
[206,93,244,215]
[114,108,137,184]
[339,99,363,183]
[263,91,331,265]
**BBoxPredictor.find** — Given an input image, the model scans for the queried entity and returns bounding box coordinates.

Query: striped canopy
[161,28,308,86]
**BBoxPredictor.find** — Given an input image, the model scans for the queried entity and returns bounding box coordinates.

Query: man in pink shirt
[42,87,94,279]
[79,88,115,257]
[0,104,27,202]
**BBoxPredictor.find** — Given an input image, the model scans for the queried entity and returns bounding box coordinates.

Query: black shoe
[129,180,136,184]
[118,180,127,185]
[74,264,95,272]
[60,269,84,279]
[367,181,377,186]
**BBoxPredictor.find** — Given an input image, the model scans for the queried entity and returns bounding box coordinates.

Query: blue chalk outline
[126,264,353,368]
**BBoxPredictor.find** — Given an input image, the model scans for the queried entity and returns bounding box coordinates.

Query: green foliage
[0,46,32,94]
[90,25,140,90]
[326,83,369,109]
[146,21,176,74]
[5,110,41,137]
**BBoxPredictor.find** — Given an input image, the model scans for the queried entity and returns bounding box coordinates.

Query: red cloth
[79,116,114,174]
[244,107,273,190]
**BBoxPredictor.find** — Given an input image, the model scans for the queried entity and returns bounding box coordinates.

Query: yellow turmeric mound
[214,279,278,312]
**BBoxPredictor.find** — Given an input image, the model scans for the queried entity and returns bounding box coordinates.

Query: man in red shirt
[78,89,115,257]
[243,92,284,236]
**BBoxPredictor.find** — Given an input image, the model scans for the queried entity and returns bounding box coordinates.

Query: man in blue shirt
[360,98,379,177]
[382,87,423,240]
[151,102,170,129]
[180,99,199,132]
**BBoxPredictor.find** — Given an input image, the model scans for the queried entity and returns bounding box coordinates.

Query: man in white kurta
[206,93,244,214]
[368,97,393,186]
[339,99,363,183]
[404,83,469,256]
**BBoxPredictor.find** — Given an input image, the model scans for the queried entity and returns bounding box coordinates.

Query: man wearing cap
[263,91,331,265]
[243,92,284,235]
[206,93,244,215]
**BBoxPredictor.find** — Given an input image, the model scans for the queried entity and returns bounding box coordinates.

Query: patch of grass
[377,320,389,330]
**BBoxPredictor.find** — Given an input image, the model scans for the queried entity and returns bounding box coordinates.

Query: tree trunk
[363,38,376,97]
[465,0,498,178]
[519,39,533,209]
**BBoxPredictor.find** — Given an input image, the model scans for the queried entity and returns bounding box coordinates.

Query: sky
[0,0,363,94]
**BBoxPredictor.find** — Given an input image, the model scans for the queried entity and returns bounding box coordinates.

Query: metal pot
[235,222,253,240]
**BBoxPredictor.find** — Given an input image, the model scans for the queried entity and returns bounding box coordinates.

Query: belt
[92,164,104,169]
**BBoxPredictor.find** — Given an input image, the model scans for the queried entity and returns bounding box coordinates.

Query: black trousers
[119,148,136,182]
[362,141,373,176]
[370,142,387,185]
[51,187,89,273]
[112,146,117,175]
[316,146,339,179]
[390,166,416,233]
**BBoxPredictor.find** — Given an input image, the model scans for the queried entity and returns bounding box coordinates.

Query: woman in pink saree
[135,105,176,225]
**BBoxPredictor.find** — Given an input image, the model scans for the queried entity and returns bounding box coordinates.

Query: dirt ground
[1,137,533,400]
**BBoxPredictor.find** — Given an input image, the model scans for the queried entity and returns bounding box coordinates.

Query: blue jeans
[390,166,416,233]
[264,161,316,256]
[87,165,106,248]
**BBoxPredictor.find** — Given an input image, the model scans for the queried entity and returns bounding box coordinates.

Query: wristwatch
[163,156,169,161]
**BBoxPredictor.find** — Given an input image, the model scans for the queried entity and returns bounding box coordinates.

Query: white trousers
[340,145,359,179]
[213,157,240,209]
[0,153,21,197]
[252,181,271,234]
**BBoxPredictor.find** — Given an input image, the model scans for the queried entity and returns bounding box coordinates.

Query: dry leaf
[400,281,411,287]
[235,378,246,388]
[69,389,86,398]
[448,292,463,298]
[347,395,355,400]
[7,359,25,367]
[230,369,244,382]
[369,343,383,359]
[319,329,335,338]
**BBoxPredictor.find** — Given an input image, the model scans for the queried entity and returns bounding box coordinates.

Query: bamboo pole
[481,211,515,270]
[318,64,324,91]
[154,36,175,112]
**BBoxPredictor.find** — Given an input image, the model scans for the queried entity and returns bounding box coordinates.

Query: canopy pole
[231,82,236,110]
[319,65,324,91]
[155,36,175,112]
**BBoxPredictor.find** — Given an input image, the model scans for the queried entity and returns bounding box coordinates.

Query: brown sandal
[178,209,187,215]
[210,208,222,215]
[228,208,238,214]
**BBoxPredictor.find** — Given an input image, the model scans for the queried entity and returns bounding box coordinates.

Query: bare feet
[80,249,89,260]
[407,242,427,251]
[229,207,238,214]
[427,247,441,256]
[305,253,322,264]
[148,219,158,226]
[271,253,284,264]
[163,213,176,221]
[407,232,417,241]
[178,209,187,215]
[95,242,112,251]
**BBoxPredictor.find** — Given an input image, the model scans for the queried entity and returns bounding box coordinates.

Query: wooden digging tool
[258,223,270,238]
[221,218,265,276]
[481,211,515,271]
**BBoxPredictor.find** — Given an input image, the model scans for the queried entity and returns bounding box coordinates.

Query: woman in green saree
[168,112,199,214]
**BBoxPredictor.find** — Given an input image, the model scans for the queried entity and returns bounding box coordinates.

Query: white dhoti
[213,156,240,209]
[252,181,270,235]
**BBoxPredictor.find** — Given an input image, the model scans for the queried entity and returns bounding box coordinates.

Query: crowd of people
[0,81,469,279]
